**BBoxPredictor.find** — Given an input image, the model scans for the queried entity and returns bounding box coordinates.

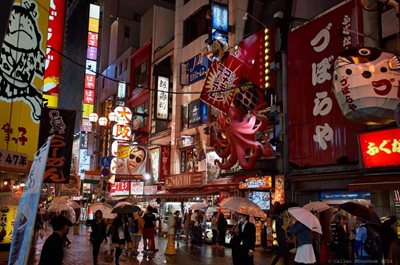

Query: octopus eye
[358,48,371,56]
[380,67,388,73]
[345,69,352,75]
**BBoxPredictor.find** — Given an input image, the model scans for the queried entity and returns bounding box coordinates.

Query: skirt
[294,244,316,264]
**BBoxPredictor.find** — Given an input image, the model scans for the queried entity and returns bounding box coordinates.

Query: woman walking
[90,210,107,265]
[108,214,126,265]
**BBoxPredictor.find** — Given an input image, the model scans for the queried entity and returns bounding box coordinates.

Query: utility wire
[49,46,239,95]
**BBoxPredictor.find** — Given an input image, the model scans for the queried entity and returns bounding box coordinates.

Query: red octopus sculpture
[213,106,273,169]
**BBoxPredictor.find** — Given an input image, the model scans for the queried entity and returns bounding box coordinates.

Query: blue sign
[100,156,111,167]
[187,54,209,84]
[101,167,110,177]
[9,138,51,265]
[319,191,371,201]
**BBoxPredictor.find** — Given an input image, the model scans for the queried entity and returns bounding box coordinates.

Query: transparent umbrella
[220,197,267,218]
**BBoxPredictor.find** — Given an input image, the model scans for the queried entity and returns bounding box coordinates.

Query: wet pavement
[0,224,293,265]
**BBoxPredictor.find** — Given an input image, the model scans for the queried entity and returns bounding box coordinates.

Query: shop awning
[145,189,216,199]
[348,174,400,190]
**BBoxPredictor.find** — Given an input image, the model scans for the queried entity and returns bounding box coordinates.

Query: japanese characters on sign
[160,145,170,182]
[38,108,76,183]
[0,150,28,171]
[130,181,144,195]
[0,205,17,244]
[358,127,400,168]
[82,4,100,122]
[239,176,272,189]
[110,182,130,196]
[42,0,66,107]
[0,0,51,161]
[287,1,366,167]
[165,172,204,188]
[156,76,169,120]
[144,185,158,195]
[186,54,209,84]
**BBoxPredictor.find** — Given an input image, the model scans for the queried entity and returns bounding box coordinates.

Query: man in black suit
[233,213,256,265]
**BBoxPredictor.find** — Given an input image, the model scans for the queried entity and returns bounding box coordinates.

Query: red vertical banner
[287,1,366,167]
[160,145,170,182]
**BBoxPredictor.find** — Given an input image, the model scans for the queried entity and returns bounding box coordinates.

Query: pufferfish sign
[332,47,400,125]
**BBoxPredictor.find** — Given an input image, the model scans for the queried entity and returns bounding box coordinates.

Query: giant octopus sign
[201,29,275,169]
[333,47,400,125]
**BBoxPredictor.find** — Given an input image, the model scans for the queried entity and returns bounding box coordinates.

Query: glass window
[134,61,148,88]
[183,6,209,46]
[132,102,148,130]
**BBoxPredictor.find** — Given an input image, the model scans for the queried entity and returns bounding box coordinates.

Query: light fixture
[20,183,25,187]
[3,181,8,185]
[108,112,117,122]
[98,117,108,126]
[145,173,151,180]
[89,113,99,123]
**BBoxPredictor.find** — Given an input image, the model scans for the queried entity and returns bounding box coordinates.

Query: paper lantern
[332,47,400,125]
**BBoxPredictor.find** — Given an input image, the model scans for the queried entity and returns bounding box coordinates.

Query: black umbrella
[381,216,397,226]
[111,202,141,214]
[339,201,381,225]
[274,202,299,215]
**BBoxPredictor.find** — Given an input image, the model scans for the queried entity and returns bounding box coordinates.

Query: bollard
[165,234,176,255]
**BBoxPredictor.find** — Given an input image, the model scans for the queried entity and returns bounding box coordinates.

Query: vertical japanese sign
[0,0,50,161]
[0,205,17,244]
[156,76,169,120]
[9,137,51,265]
[160,145,170,182]
[42,0,66,107]
[38,108,76,183]
[82,4,100,119]
[287,1,366,167]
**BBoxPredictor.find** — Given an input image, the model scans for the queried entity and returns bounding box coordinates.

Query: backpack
[362,224,382,257]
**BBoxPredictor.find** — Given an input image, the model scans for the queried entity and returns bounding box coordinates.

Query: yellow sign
[0,0,50,161]
[0,206,17,244]
[117,146,130,158]
[43,94,59,108]
[82,103,94,117]
[88,18,99,33]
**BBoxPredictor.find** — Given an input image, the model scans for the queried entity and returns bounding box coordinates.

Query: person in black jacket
[233,213,256,265]
[108,214,125,265]
[90,210,107,265]
[38,215,70,265]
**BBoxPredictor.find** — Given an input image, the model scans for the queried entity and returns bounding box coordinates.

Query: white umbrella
[303,201,331,213]
[189,203,208,211]
[67,200,81,209]
[288,207,322,234]
[91,202,116,219]
[47,204,74,213]
[220,197,267,219]
[0,192,20,206]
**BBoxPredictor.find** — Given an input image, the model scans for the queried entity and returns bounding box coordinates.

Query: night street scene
[0,0,400,265]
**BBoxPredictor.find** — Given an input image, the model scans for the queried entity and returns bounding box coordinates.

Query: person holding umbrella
[287,207,320,264]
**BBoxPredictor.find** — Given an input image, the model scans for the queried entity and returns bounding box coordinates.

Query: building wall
[140,6,154,47]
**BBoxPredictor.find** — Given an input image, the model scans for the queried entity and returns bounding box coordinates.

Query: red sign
[235,29,275,90]
[358,127,400,168]
[87,32,98,47]
[83,89,95,104]
[43,0,66,96]
[160,145,170,182]
[239,176,272,189]
[110,182,130,196]
[201,55,245,113]
[84,74,96,89]
[287,1,366,167]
